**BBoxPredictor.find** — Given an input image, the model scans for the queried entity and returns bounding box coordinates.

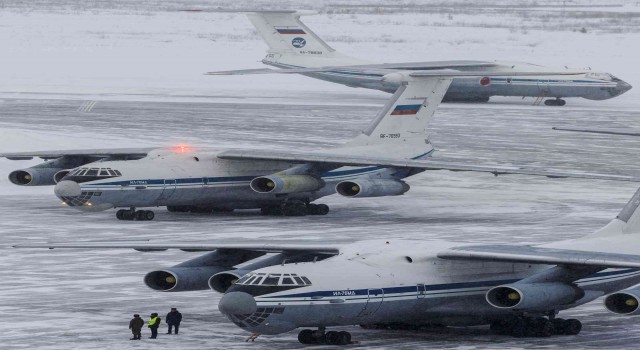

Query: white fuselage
[220,239,640,335]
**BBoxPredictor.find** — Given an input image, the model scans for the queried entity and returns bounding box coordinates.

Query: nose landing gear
[116,208,155,221]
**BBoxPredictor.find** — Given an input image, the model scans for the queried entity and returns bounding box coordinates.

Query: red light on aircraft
[170,145,192,153]
[480,77,491,86]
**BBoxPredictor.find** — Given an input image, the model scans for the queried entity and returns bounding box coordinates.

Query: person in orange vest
[147,313,161,339]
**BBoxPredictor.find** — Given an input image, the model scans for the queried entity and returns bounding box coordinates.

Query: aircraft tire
[325,331,340,345]
[563,319,582,335]
[144,210,155,221]
[283,203,307,216]
[298,329,314,344]
[116,209,125,220]
[315,204,329,215]
[551,318,566,335]
[338,331,351,345]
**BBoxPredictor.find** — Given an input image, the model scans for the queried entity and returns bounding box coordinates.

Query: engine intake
[209,269,250,293]
[144,266,228,292]
[9,168,63,186]
[250,175,323,194]
[486,283,584,311]
[605,289,640,315]
[336,179,409,198]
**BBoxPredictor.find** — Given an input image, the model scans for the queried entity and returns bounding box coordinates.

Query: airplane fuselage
[54,148,427,212]
[219,240,640,335]
[265,57,632,102]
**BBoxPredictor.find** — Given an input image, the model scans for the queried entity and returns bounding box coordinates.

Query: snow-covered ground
[2,1,640,349]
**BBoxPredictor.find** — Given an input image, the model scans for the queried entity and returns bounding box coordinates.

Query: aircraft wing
[553,127,640,137]
[0,148,156,160]
[13,241,341,255]
[438,244,640,269]
[216,149,639,182]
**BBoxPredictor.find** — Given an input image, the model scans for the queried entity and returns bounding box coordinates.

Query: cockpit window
[236,272,312,287]
[62,167,123,184]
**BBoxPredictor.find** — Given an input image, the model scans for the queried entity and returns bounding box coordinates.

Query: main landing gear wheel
[490,316,581,338]
[116,208,155,221]
[297,329,351,345]
[544,98,566,106]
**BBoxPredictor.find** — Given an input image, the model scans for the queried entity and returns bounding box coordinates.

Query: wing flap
[438,245,640,269]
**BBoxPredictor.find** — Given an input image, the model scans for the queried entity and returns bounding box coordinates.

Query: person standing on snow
[148,312,161,339]
[129,314,144,340]
[166,307,183,334]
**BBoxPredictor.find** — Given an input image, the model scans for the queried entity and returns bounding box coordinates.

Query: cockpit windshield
[235,273,312,287]
[62,167,122,183]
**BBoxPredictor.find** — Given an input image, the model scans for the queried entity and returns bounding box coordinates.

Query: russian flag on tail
[390,104,422,115]
[276,28,306,35]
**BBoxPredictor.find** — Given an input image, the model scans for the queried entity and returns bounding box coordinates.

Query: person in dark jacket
[148,312,161,339]
[129,314,144,340]
[166,307,183,334]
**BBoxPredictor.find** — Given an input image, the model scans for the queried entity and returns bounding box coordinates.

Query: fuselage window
[301,277,312,285]
[114,170,122,176]
[107,169,117,176]
[236,274,252,284]
[293,276,305,285]
[99,169,109,176]
[86,168,99,176]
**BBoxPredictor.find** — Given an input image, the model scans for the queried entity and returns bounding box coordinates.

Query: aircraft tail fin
[594,186,640,236]
[245,11,366,67]
[337,74,452,158]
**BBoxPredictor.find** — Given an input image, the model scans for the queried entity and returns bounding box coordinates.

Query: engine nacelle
[9,167,65,186]
[250,175,323,194]
[144,266,228,292]
[209,269,251,293]
[486,283,584,311]
[336,179,409,198]
[605,288,640,315]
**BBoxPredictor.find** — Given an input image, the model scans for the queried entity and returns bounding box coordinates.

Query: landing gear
[490,316,581,337]
[297,328,351,345]
[260,202,330,217]
[166,205,235,214]
[116,208,155,221]
[544,98,566,106]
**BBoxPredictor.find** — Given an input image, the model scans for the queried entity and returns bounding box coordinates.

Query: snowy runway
[2,97,640,349]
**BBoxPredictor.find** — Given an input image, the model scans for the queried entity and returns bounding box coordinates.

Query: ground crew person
[129,314,144,340]
[148,312,161,339]
[166,307,183,334]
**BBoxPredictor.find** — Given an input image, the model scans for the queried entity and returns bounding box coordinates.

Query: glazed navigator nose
[617,80,633,95]
[218,292,257,315]
[54,180,82,197]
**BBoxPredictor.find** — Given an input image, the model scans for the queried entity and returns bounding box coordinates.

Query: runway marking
[77,100,97,112]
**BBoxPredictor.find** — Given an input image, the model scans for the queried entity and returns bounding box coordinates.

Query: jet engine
[8,156,89,186]
[144,250,265,292]
[209,269,251,293]
[145,266,229,292]
[604,288,640,315]
[336,179,409,198]
[250,175,323,194]
[486,283,584,311]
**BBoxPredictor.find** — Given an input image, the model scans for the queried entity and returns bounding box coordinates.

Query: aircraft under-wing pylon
[2,72,638,220]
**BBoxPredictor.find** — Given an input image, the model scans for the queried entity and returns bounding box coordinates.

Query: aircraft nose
[615,80,633,96]
[218,292,257,315]
[54,180,82,197]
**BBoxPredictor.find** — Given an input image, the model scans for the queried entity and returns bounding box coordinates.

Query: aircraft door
[358,289,384,317]
[159,179,176,201]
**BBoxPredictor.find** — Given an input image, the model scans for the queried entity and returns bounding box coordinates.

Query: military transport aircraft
[1,72,636,221]
[16,182,640,345]
[208,10,632,106]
